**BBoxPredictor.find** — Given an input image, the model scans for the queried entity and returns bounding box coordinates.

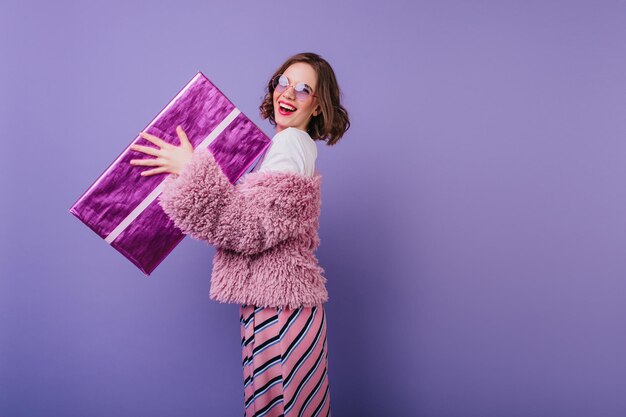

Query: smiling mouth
[277,102,297,116]
[278,102,297,112]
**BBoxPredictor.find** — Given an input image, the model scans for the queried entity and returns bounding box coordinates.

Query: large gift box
[69,71,271,275]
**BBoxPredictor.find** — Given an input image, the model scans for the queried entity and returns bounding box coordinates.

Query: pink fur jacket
[158,147,328,309]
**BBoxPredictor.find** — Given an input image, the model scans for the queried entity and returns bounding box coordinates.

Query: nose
[282,85,296,100]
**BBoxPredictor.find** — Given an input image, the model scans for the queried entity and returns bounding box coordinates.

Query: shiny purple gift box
[69,71,271,275]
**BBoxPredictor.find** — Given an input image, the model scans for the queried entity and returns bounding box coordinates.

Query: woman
[129,52,350,417]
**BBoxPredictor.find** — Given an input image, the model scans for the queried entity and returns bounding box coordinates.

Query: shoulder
[271,128,318,165]
[257,128,317,175]
[271,128,315,152]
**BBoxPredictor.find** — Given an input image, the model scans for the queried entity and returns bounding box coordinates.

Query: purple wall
[2,1,626,416]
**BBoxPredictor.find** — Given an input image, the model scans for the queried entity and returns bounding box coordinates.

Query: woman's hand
[129,125,194,176]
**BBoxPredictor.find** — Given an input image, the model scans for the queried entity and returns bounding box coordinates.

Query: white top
[251,127,318,177]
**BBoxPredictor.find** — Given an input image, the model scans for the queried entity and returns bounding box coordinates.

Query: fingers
[138,131,170,148]
[140,166,169,176]
[137,127,192,150]
[130,143,161,156]
[131,127,191,177]
[176,125,192,148]
[130,157,164,167]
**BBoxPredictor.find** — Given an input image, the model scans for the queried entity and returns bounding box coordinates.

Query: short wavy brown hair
[259,52,350,146]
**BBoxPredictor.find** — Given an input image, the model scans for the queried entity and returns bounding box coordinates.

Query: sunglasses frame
[272,74,317,101]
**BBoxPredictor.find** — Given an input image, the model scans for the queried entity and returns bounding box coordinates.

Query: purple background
[2,1,626,416]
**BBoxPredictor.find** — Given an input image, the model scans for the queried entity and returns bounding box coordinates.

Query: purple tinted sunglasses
[272,74,317,101]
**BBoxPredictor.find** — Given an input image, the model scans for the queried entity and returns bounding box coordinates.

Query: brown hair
[259,52,350,146]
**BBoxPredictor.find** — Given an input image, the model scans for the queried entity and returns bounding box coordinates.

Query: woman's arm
[157,147,320,255]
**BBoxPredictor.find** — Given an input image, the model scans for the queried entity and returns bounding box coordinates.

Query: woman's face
[273,62,320,134]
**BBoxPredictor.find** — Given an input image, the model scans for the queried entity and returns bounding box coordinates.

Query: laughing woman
[130,52,350,416]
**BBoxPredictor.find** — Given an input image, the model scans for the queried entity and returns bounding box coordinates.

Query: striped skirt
[239,303,331,417]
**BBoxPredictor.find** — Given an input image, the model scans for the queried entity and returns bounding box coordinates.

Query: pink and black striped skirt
[239,303,331,417]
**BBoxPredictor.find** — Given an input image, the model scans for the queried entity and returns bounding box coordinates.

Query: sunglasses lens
[273,74,289,92]
[294,83,311,100]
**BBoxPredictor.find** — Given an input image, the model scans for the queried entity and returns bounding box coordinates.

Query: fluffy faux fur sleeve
[158,147,322,255]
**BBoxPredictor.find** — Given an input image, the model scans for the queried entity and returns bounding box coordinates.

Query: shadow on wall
[317,177,406,416]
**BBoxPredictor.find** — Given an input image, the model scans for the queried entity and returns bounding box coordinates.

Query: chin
[275,122,291,131]
[274,112,291,129]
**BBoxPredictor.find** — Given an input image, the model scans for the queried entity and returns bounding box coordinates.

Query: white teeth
[279,102,296,111]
